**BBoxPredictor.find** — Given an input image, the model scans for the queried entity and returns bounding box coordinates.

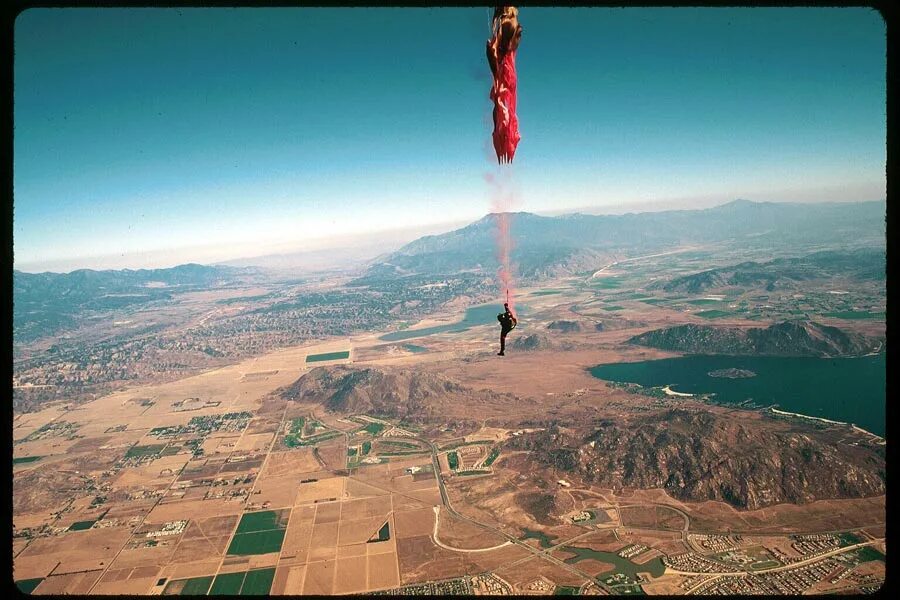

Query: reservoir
[590,354,885,437]
[380,302,528,342]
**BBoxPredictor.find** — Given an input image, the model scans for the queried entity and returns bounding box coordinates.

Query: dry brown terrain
[13,275,885,595]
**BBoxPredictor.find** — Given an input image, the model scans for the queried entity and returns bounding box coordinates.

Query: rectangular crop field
[125,443,167,458]
[695,310,731,319]
[227,530,286,555]
[235,509,289,534]
[163,575,214,595]
[306,351,350,363]
[239,568,276,594]
[13,456,43,465]
[209,572,246,594]
[227,509,289,556]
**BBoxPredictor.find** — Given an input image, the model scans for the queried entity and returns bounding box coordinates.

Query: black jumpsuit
[497,311,515,354]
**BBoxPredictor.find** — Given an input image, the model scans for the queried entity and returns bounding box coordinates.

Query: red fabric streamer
[487,7,522,164]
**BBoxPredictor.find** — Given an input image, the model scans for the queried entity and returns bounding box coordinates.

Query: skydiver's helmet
[495,7,521,53]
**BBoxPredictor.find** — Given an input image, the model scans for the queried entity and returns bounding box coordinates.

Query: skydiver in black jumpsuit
[497,303,517,356]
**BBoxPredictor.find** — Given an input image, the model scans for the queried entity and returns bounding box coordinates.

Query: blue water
[590,354,886,437]
[380,303,528,342]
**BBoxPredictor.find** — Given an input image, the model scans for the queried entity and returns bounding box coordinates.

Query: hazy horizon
[13,196,886,274]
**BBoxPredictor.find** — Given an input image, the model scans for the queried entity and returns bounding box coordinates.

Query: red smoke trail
[485,170,520,317]
[485,7,523,316]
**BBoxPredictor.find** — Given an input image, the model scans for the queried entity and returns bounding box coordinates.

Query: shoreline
[768,407,884,441]
[662,384,694,397]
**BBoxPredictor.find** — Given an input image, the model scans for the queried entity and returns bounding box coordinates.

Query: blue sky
[14,7,886,271]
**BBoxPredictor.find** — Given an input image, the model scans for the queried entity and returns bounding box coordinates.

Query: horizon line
[14,196,886,275]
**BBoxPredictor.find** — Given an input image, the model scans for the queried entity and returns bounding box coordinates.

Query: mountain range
[365,199,885,280]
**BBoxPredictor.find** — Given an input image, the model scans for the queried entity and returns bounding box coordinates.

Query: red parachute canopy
[487,7,522,164]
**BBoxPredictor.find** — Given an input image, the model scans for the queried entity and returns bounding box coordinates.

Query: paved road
[422,436,617,593]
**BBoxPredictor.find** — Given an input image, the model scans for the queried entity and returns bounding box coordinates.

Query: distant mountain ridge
[653,248,885,294]
[364,200,885,281]
[13,263,258,343]
[628,320,882,357]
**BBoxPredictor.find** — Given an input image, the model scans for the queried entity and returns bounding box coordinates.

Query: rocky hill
[509,408,885,510]
[628,320,881,357]
[508,332,576,352]
[547,320,592,333]
[280,365,517,423]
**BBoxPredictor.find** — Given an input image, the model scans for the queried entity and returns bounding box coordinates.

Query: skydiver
[497,302,517,356]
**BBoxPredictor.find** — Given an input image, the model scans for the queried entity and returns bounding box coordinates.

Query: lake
[379,302,529,342]
[559,546,665,579]
[590,354,885,437]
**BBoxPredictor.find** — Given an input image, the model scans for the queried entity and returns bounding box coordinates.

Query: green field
[13,456,43,465]
[856,546,886,562]
[838,532,863,546]
[531,290,562,296]
[348,447,358,457]
[210,572,246,595]
[640,298,668,305]
[554,586,579,595]
[362,441,372,455]
[824,311,885,320]
[239,568,276,595]
[362,422,386,436]
[125,443,167,459]
[227,510,288,556]
[15,578,44,594]
[482,447,501,467]
[447,451,459,470]
[457,469,491,476]
[235,510,286,534]
[227,530,286,556]
[369,522,391,543]
[306,350,350,363]
[68,520,97,531]
[695,309,731,319]
[603,305,625,311]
